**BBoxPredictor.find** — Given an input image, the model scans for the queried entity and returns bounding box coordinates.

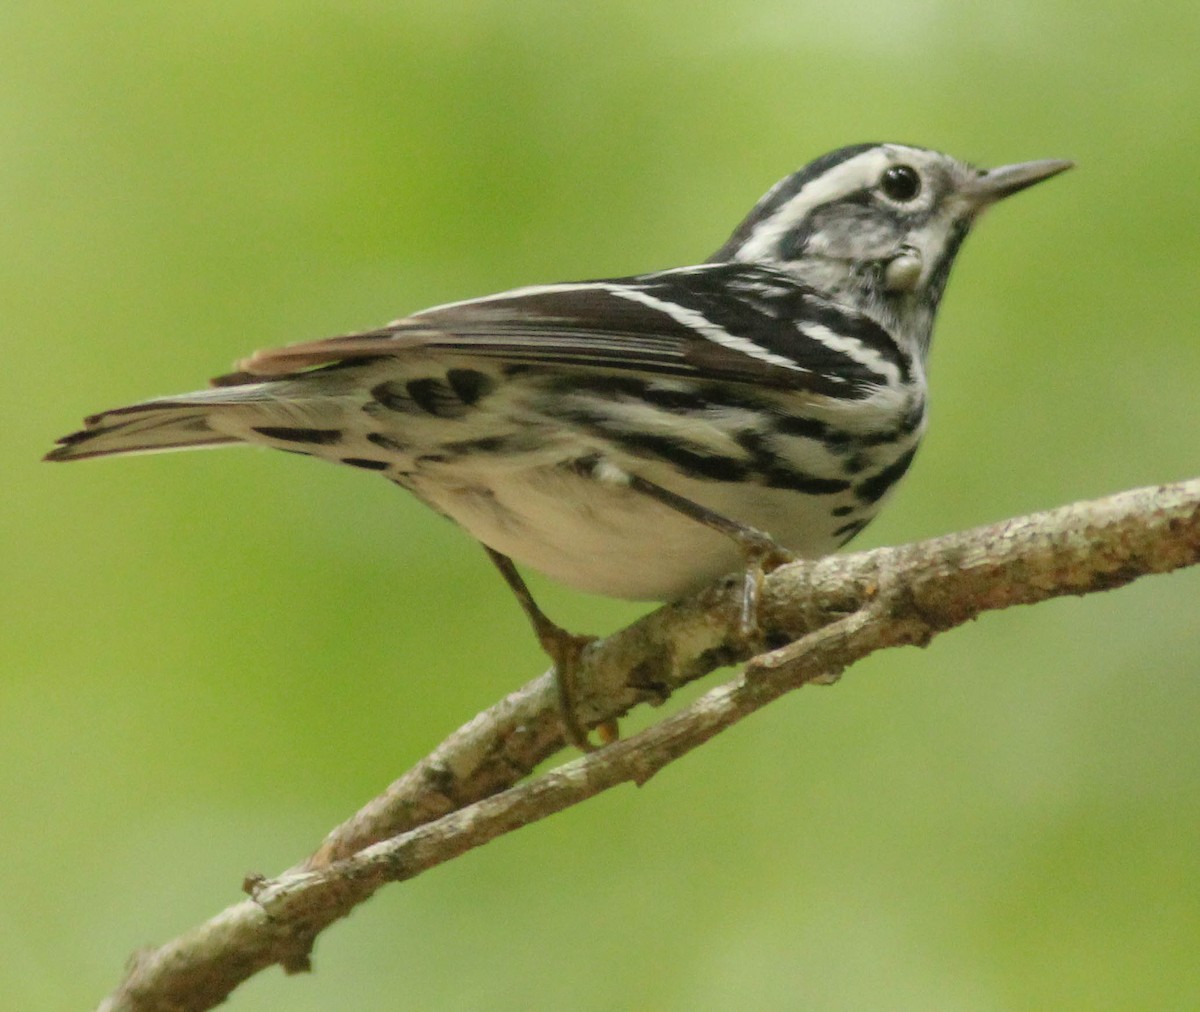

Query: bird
[46,142,1072,748]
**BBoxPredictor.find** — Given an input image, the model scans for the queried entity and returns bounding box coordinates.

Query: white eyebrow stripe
[732,148,896,262]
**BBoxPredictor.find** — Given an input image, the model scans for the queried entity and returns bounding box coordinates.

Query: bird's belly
[410,462,870,601]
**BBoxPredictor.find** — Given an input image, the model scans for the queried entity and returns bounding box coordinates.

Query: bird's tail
[44,385,278,462]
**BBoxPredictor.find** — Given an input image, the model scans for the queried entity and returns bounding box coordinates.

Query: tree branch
[98,479,1200,1011]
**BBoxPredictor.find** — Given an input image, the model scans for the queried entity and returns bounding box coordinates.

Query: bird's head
[713,143,1072,318]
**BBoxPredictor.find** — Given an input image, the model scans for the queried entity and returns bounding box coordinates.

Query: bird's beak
[967,158,1074,208]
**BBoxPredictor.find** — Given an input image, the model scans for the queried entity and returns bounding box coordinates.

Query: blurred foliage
[3,2,1199,1008]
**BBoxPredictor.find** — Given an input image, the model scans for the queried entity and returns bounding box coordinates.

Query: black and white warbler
[46,143,1071,747]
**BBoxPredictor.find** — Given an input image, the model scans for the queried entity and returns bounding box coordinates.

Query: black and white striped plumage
[47,144,1071,602]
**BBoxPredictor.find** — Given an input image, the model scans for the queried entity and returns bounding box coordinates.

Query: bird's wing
[215,264,903,398]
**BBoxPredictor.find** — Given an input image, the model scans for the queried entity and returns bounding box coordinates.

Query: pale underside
[193,353,923,599]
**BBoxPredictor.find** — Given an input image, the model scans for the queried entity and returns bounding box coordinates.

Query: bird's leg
[483,546,606,752]
[624,475,796,640]
[483,470,795,748]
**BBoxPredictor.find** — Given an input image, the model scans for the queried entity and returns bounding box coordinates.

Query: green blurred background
[4,2,1199,1008]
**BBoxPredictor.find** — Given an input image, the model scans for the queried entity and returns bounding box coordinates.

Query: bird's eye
[880,165,921,202]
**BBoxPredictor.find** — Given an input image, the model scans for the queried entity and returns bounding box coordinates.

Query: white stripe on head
[732,145,927,262]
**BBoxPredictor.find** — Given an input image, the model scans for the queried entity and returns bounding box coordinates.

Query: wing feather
[215,265,895,398]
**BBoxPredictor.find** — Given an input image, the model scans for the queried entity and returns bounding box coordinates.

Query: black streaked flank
[856,398,926,446]
[549,373,770,416]
[735,429,851,495]
[761,468,851,495]
[371,381,412,412]
[442,435,516,455]
[774,415,833,441]
[251,426,342,445]
[372,376,483,418]
[366,432,408,452]
[446,368,494,405]
[406,378,467,418]
[842,454,869,475]
[616,432,750,482]
[341,457,390,470]
[855,446,917,505]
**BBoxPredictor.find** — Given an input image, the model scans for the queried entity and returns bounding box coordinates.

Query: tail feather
[45,395,247,462]
[47,366,373,463]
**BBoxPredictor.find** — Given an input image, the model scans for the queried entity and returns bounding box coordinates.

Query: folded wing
[219,264,901,400]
